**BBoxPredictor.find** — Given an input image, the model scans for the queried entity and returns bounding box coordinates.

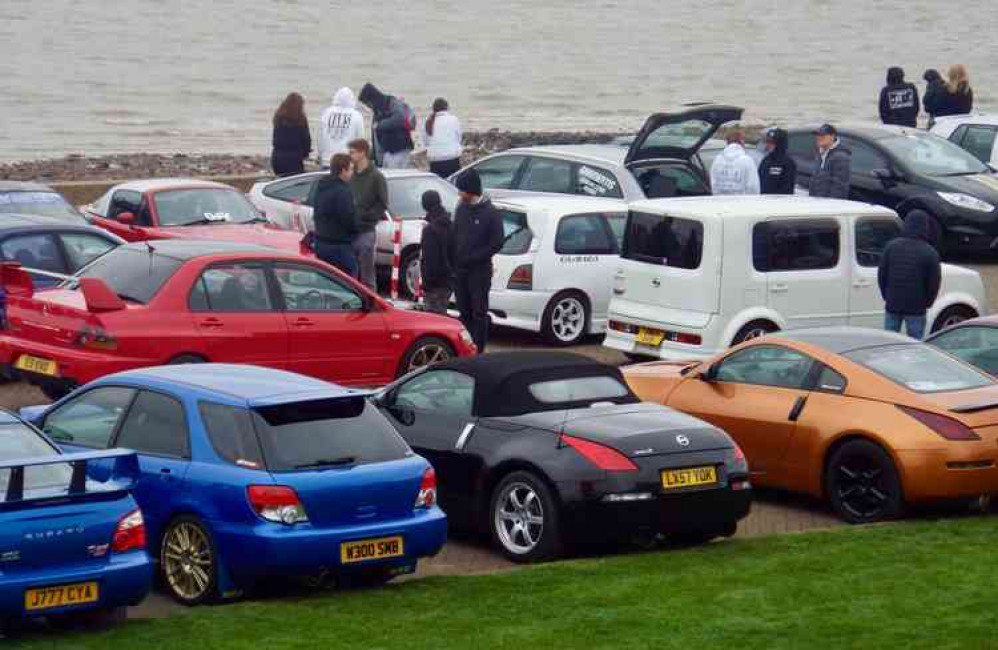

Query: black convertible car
[374,352,751,562]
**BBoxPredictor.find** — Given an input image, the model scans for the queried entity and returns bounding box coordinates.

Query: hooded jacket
[317,87,365,165]
[879,68,919,128]
[759,129,797,195]
[358,83,413,155]
[922,69,946,119]
[877,210,941,316]
[420,205,454,289]
[809,141,851,199]
[709,143,760,195]
[452,198,504,271]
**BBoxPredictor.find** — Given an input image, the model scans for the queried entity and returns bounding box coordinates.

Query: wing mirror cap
[698,364,718,382]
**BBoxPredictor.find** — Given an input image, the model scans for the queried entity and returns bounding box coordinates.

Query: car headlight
[937,192,995,212]
[459,329,474,345]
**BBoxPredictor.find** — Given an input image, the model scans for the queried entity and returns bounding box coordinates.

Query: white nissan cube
[604,196,986,360]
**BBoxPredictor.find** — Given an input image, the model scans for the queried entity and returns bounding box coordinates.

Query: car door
[90,190,148,241]
[378,369,478,520]
[188,262,290,370]
[271,262,389,385]
[58,231,120,273]
[0,233,70,288]
[753,217,848,329]
[41,386,137,455]
[949,124,998,165]
[838,137,903,210]
[667,344,815,482]
[849,216,903,327]
[549,211,623,326]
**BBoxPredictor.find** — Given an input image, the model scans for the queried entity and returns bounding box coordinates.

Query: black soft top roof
[436,351,639,417]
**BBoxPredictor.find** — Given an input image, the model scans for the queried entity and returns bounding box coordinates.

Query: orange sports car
[622,327,998,523]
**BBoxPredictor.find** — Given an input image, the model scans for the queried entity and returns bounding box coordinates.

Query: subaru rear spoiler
[0,448,139,508]
[0,261,125,312]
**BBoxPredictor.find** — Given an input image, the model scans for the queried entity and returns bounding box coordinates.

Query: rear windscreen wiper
[294,456,357,469]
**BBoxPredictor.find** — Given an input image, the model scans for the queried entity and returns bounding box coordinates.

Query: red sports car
[0,240,475,399]
[84,178,309,255]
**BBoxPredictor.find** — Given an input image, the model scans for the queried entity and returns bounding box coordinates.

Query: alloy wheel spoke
[838,466,858,480]
[525,514,543,526]
[508,491,524,510]
[869,487,888,503]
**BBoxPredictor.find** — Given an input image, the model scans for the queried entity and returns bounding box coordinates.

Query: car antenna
[144,239,156,254]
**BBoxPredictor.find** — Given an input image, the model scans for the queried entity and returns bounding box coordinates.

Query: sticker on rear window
[578,166,617,196]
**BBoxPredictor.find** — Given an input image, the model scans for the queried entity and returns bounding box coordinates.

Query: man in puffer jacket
[358,82,414,168]
[877,210,942,340]
[317,87,365,168]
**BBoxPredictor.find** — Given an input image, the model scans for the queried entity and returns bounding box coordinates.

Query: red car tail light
[247,485,309,524]
[74,324,117,351]
[898,406,980,441]
[414,468,437,509]
[111,509,146,553]
[507,265,533,290]
[608,320,638,334]
[562,434,638,472]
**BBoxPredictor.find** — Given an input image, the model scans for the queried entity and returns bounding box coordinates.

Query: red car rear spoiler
[0,261,125,312]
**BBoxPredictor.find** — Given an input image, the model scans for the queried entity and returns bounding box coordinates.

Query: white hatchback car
[604,196,986,360]
[490,195,628,345]
[930,114,998,167]
[248,170,459,297]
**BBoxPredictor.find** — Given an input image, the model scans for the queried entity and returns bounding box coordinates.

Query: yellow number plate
[661,466,718,490]
[24,582,99,611]
[635,328,665,347]
[15,354,58,377]
[341,536,404,564]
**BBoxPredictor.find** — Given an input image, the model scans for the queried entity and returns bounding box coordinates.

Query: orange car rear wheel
[825,439,904,524]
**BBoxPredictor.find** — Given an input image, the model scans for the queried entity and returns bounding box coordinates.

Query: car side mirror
[117,212,136,226]
[699,365,718,382]
[871,168,900,185]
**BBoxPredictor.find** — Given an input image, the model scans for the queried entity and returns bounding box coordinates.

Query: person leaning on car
[809,124,851,199]
[419,190,454,315]
[348,138,388,291]
[877,210,941,340]
[308,153,360,277]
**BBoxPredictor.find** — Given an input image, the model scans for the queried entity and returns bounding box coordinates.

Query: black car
[374,352,751,562]
[0,181,89,224]
[787,125,998,254]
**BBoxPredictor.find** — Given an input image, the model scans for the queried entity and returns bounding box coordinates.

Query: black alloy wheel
[826,440,903,524]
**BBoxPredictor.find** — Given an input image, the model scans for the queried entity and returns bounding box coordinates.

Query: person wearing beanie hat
[419,190,454,315]
[451,169,503,352]
[878,209,941,340]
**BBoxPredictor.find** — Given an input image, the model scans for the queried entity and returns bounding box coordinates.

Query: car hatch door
[625,104,744,165]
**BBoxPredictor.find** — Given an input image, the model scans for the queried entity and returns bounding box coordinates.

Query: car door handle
[788,396,808,422]
[198,318,223,329]
[455,423,476,451]
[293,317,315,327]
[853,279,872,288]
[770,283,789,294]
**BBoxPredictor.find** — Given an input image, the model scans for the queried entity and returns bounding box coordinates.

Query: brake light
[111,509,146,553]
[668,331,702,346]
[729,442,748,472]
[508,264,533,290]
[562,434,638,471]
[898,406,980,441]
[74,324,117,350]
[609,320,638,334]
[247,485,309,524]
[414,468,437,509]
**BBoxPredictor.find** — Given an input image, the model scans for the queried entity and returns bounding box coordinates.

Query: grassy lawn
[14,516,998,649]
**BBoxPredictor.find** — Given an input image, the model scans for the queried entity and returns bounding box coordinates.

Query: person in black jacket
[879,67,919,128]
[419,190,454,315]
[271,92,312,176]
[358,83,414,169]
[452,169,504,352]
[759,128,796,194]
[877,210,941,340]
[922,69,946,128]
[809,124,852,199]
[936,64,974,118]
[308,154,359,277]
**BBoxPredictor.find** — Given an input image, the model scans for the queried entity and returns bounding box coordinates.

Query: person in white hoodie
[709,130,760,195]
[317,87,365,169]
[421,98,463,178]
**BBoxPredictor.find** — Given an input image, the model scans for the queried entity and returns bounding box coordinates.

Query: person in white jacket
[421,98,463,178]
[317,87,365,169]
[709,131,760,195]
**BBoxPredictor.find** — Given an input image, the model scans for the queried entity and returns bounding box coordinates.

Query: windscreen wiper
[294,456,357,469]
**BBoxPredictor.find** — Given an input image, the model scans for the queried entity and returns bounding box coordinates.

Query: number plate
[14,354,58,377]
[661,466,718,490]
[635,327,665,347]
[340,536,405,564]
[24,582,99,611]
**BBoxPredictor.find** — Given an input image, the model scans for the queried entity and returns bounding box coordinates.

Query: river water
[1,0,995,161]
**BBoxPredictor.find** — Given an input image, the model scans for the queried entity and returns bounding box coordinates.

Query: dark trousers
[454,265,491,353]
[271,152,305,177]
[315,240,358,278]
[429,158,461,179]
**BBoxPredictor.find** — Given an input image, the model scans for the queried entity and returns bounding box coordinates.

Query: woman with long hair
[271,92,312,176]
[935,65,974,117]
[421,98,463,178]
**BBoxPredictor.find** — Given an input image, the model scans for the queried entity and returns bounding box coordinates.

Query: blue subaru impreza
[23,364,447,605]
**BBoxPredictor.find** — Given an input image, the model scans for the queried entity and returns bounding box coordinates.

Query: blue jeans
[885,313,926,340]
[315,240,358,278]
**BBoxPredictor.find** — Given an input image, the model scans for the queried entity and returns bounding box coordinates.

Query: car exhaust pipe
[977,493,992,512]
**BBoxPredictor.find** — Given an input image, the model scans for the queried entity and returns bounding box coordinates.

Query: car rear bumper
[0,552,153,619]
[488,289,554,333]
[897,449,998,502]
[0,338,151,388]
[602,304,723,360]
[603,327,722,361]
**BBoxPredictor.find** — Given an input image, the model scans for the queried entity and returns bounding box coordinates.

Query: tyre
[825,439,903,524]
[400,248,420,300]
[931,305,976,334]
[160,515,219,606]
[731,320,777,346]
[397,337,454,377]
[168,354,207,365]
[489,471,563,563]
[541,291,589,346]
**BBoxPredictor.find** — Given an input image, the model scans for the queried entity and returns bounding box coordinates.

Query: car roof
[0,213,117,235]
[494,194,627,214]
[503,144,627,166]
[115,239,274,260]
[772,327,915,354]
[0,410,23,425]
[933,114,998,127]
[264,169,442,184]
[110,178,234,193]
[790,123,926,141]
[0,181,60,193]
[628,195,896,220]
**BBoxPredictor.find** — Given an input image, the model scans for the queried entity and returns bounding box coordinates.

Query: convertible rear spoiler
[0,261,124,312]
[0,448,139,508]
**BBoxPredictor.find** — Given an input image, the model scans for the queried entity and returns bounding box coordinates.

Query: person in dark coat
[879,67,919,128]
[877,209,941,340]
[809,124,852,199]
[307,153,359,277]
[419,190,454,315]
[934,64,974,118]
[271,92,312,176]
[358,83,414,168]
[922,69,946,127]
[452,169,504,353]
[759,128,797,195]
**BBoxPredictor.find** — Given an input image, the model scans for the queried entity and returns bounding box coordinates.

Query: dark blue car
[0,411,152,627]
[23,364,447,606]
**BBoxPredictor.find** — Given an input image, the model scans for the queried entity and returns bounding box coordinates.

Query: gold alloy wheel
[406,341,452,372]
[162,521,214,602]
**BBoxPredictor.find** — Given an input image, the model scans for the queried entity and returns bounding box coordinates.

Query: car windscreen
[388,176,460,220]
[251,397,410,471]
[621,211,703,269]
[499,209,532,255]
[845,344,993,393]
[528,376,630,404]
[879,133,989,177]
[0,191,86,223]
[71,246,183,303]
[0,423,72,494]
[153,188,263,226]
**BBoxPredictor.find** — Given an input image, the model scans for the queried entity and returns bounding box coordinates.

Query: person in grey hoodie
[317,87,365,168]
[358,83,414,168]
[877,210,941,340]
[709,130,760,195]
[809,124,852,199]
